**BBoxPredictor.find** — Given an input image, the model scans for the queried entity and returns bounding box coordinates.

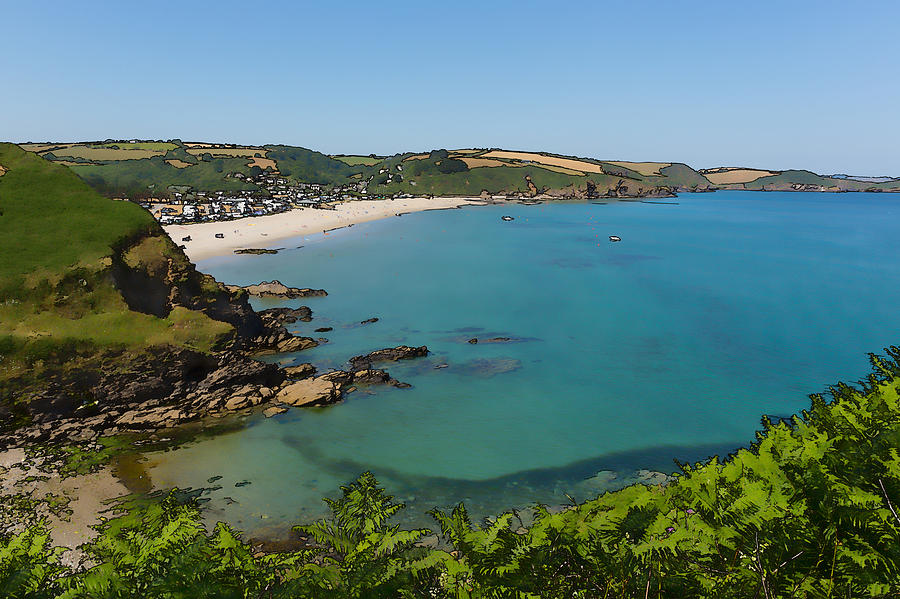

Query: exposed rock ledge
[277,368,409,408]
[348,346,430,371]
[225,280,327,299]
[0,345,428,448]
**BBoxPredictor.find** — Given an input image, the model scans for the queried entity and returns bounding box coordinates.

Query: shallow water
[146,192,900,534]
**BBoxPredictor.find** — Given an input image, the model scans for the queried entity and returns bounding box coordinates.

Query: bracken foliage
[3,347,900,597]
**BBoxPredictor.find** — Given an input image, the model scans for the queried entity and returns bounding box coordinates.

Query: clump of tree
[4,347,900,597]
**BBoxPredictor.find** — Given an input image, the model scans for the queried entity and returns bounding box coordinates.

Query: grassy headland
[0,144,265,430]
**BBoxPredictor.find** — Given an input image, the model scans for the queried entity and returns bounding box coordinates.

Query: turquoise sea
[146,191,900,536]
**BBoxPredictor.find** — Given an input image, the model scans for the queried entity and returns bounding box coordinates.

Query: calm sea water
[146,191,900,535]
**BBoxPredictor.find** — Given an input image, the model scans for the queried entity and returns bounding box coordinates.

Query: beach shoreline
[164,197,490,262]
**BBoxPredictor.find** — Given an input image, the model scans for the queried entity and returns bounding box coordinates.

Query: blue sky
[2,1,897,174]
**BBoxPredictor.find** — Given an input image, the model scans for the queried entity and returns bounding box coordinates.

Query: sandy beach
[164,197,488,262]
[0,448,131,566]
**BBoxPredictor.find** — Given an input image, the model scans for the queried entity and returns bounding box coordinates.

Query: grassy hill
[0,144,261,427]
[700,166,900,192]
[21,141,718,199]
[19,140,900,201]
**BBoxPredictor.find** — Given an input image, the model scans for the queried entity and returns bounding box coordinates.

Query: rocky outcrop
[0,339,423,446]
[276,377,342,407]
[258,306,312,326]
[225,280,327,299]
[243,306,318,354]
[348,345,429,371]
[248,330,318,354]
[284,363,316,380]
[3,348,286,446]
[275,368,408,408]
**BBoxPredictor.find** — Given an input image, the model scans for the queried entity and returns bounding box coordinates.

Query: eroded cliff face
[110,233,264,340]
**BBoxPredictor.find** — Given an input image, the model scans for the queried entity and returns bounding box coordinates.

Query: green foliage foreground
[4,347,900,598]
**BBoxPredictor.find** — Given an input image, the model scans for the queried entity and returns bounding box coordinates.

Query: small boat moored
[609,235,621,242]
[501,215,515,221]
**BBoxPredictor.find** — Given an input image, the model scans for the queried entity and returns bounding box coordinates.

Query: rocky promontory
[225,280,328,299]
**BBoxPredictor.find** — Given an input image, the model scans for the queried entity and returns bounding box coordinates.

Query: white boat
[609,235,621,242]
[501,215,514,221]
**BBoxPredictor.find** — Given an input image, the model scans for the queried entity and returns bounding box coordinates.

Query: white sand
[164,197,488,262]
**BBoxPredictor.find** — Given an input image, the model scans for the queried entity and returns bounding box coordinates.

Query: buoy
[609,235,621,242]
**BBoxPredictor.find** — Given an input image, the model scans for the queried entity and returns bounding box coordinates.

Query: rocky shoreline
[1,341,429,448]
[0,277,430,449]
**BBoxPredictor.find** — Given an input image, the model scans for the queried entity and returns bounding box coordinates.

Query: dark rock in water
[235,481,252,487]
[394,382,412,388]
[234,248,279,255]
[314,327,333,332]
[225,280,328,299]
[468,338,478,344]
[348,345,429,371]
[207,475,222,483]
[468,337,512,344]
[360,317,379,325]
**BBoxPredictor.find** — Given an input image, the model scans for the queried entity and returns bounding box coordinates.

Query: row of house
[140,167,392,225]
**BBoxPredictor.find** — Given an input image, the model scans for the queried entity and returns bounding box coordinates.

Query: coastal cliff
[0,144,333,446]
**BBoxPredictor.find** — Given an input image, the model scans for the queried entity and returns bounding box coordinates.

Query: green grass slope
[0,144,237,409]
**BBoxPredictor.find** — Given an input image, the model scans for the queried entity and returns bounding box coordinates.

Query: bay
[146,191,900,534]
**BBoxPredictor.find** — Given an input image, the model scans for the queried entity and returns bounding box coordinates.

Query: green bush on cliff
[3,346,900,597]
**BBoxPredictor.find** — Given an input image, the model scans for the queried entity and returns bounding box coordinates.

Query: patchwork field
[165,159,193,169]
[702,168,782,184]
[247,156,277,170]
[45,146,164,161]
[480,150,606,174]
[185,147,264,157]
[457,157,509,168]
[606,161,671,176]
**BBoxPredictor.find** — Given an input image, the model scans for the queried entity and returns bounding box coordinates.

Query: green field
[23,140,899,199]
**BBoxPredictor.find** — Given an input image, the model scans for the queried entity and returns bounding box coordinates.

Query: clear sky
[2,1,898,175]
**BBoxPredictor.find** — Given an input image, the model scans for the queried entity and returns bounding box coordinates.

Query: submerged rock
[263,405,289,418]
[457,357,522,378]
[234,248,279,255]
